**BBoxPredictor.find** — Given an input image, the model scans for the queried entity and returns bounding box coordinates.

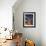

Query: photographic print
[23,12,36,28]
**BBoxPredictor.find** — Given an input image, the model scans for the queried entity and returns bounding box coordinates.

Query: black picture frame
[23,12,36,28]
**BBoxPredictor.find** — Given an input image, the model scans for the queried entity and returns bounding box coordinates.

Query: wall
[0,0,46,46]
[13,0,41,46]
[0,0,17,38]
[41,0,46,46]
[0,0,17,30]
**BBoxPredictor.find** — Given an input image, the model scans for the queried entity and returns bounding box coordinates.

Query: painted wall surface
[0,0,17,38]
[13,0,41,46]
[0,0,17,30]
[41,0,46,46]
[0,0,46,46]
[13,0,46,46]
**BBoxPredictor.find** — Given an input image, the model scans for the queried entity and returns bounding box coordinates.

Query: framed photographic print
[23,12,36,28]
